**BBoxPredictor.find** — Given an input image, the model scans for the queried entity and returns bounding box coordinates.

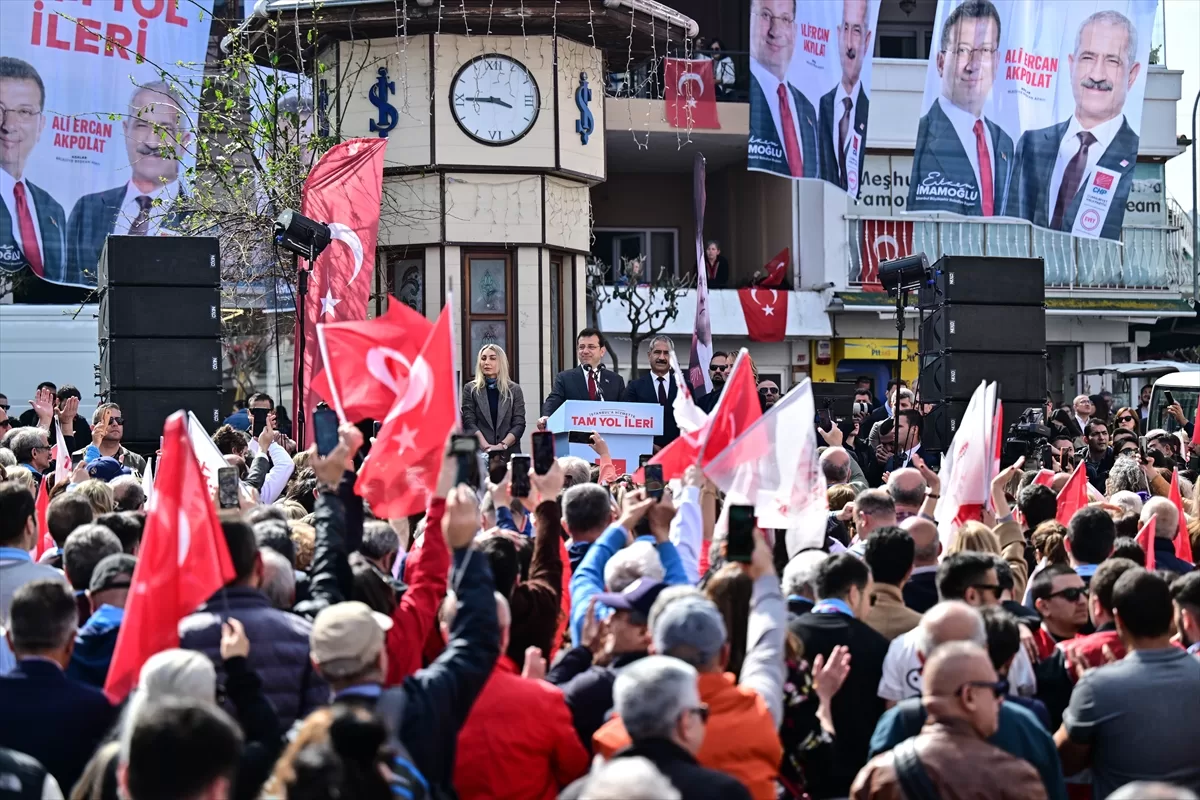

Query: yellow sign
[841,339,918,362]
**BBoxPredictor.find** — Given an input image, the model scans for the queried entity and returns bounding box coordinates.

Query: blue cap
[87,457,132,482]
[595,578,667,622]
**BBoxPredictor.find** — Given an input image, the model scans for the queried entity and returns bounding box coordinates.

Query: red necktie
[837,97,852,188]
[587,369,598,401]
[12,182,44,277]
[657,377,668,405]
[1052,131,1097,230]
[777,84,804,178]
[973,119,994,217]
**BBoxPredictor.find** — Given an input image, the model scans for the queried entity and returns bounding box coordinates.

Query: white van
[0,304,100,421]
[1149,371,1199,433]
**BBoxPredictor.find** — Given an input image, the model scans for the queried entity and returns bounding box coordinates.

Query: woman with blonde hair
[461,343,526,454]
[946,520,1001,555]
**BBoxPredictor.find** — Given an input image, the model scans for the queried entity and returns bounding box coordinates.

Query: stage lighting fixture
[273,209,331,260]
[878,252,930,295]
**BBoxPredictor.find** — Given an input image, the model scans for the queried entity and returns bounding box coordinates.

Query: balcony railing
[605,50,751,102]
[846,217,1190,293]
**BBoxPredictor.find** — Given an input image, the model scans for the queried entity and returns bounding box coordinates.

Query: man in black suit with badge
[818,0,872,193]
[538,328,626,430]
[908,0,1013,218]
[0,57,67,285]
[621,335,686,452]
[63,81,192,286]
[748,0,819,179]
[1008,11,1141,241]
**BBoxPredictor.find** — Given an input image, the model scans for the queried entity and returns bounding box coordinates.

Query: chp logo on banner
[664,59,720,129]
[908,0,1157,241]
[858,219,915,290]
[0,2,214,292]
[747,0,882,197]
[738,287,789,342]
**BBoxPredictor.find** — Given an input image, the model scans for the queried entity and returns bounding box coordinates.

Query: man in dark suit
[538,327,626,429]
[0,579,117,793]
[908,0,1014,217]
[63,80,192,286]
[885,409,941,473]
[790,554,889,797]
[620,335,685,451]
[0,57,67,284]
[748,0,819,179]
[697,350,729,414]
[818,0,872,193]
[1009,11,1142,240]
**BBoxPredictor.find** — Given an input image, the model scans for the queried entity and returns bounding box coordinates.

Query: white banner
[0,1,214,289]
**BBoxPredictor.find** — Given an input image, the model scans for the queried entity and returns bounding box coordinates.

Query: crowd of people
[0,336,1197,800]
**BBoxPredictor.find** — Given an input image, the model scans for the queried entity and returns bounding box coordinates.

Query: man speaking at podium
[537,328,626,430]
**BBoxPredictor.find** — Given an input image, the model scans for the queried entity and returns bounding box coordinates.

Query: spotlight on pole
[878,252,931,296]
[273,209,331,260]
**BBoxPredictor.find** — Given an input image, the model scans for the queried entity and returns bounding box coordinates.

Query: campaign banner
[908,0,1157,240]
[747,0,882,197]
[0,0,214,290]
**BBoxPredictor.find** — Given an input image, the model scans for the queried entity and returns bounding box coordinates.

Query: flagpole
[315,324,347,423]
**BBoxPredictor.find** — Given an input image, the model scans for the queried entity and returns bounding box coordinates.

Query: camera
[1002,407,1053,469]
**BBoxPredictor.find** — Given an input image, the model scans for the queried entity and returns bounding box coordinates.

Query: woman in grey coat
[461,344,526,454]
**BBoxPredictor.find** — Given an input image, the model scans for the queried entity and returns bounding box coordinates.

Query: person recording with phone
[461,344,527,455]
[73,403,146,475]
[243,407,295,505]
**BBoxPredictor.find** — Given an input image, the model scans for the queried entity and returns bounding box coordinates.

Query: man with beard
[697,351,729,413]
[63,81,192,285]
[621,336,686,451]
[1170,572,1200,656]
[818,0,872,192]
[1009,10,1141,239]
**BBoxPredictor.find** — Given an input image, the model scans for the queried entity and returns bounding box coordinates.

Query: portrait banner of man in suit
[0,2,213,294]
[747,0,881,195]
[910,0,1156,242]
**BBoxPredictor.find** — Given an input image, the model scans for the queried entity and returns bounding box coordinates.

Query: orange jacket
[454,656,589,800]
[592,671,782,800]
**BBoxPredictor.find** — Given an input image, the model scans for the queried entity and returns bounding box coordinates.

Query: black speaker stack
[98,236,223,448]
[919,255,1046,450]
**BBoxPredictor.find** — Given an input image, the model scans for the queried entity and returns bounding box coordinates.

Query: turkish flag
[34,475,51,559]
[356,305,458,519]
[1055,462,1089,526]
[105,411,236,703]
[637,350,761,481]
[1135,514,1156,571]
[758,248,789,288]
[1167,469,1193,563]
[738,287,788,342]
[293,138,389,447]
[312,296,434,423]
[1033,469,1056,488]
[859,219,914,291]
[664,58,719,129]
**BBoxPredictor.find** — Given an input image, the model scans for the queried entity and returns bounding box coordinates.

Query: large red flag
[105,412,236,702]
[638,350,761,481]
[293,138,389,446]
[1167,469,1193,563]
[1056,462,1089,526]
[312,296,434,423]
[664,58,720,129]
[356,306,458,519]
[1135,514,1156,571]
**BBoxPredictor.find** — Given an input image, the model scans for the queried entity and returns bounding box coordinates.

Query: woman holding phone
[461,344,526,454]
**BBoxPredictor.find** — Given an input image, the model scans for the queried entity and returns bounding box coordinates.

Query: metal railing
[846,216,1190,293]
[604,50,751,102]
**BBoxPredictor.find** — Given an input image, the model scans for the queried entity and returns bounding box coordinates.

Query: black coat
[547,647,647,752]
[559,737,752,800]
[697,384,724,413]
[0,659,117,793]
[789,610,890,798]
[621,372,682,448]
[902,570,939,614]
[541,366,626,418]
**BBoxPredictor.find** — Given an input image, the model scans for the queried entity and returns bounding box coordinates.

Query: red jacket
[385,498,450,685]
[453,656,589,800]
[1033,625,1079,662]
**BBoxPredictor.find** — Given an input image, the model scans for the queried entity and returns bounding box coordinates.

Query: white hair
[1141,497,1179,539]
[1106,457,1147,495]
[0,448,15,468]
[604,540,664,592]
[782,550,829,598]
[580,756,682,800]
[1075,9,1137,68]
[558,456,592,487]
[613,655,699,742]
[259,547,296,609]
[120,649,216,765]
[1108,490,1143,517]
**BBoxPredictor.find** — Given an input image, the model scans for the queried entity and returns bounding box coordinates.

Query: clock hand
[464,96,513,109]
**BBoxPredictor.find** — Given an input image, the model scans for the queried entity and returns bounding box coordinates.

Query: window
[876,26,934,59]
[462,251,515,380]
[382,251,424,314]
[591,228,679,285]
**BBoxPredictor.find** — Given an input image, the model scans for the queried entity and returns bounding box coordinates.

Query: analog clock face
[450,54,540,146]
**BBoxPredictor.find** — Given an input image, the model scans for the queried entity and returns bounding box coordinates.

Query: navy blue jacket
[548,647,648,752]
[0,659,117,792]
[621,372,683,448]
[66,605,123,688]
[1154,536,1195,576]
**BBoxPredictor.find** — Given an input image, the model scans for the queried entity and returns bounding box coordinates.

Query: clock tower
[243,1,693,447]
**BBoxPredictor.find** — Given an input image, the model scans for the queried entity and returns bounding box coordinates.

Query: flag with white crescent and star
[738,286,788,342]
[355,303,459,520]
[293,137,389,447]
